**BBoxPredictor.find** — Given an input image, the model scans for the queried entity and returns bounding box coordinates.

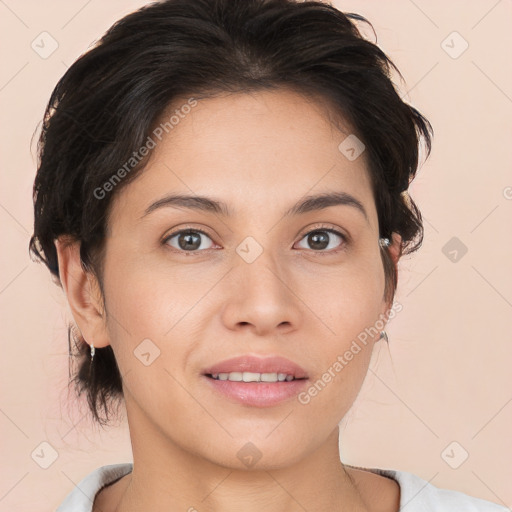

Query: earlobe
[388,232,402,271]
[54,236,110,349]
[378,232,402,319]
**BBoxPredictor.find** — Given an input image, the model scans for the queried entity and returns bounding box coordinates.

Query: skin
[56,89,402,512]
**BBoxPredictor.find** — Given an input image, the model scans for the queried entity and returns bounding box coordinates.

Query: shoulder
[56,463,133,512]
[349,464,509,511]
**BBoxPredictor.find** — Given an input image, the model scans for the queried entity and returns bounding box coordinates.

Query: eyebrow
[140,191,369,223]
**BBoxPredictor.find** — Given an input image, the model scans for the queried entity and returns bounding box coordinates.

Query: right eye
[163,228,217,253]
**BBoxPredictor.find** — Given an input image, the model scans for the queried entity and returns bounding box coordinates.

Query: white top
[56,462,509,511]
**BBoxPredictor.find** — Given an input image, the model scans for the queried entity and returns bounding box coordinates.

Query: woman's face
[88,89,397,468]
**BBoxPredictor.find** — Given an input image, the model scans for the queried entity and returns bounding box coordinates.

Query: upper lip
[203,355,308,379]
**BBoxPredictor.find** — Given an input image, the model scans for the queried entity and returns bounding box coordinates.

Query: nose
[220,249,303,337]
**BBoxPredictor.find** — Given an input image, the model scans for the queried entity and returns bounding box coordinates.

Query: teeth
[210,372,296,382]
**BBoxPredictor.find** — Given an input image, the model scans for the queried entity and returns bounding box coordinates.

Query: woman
[29,0,507,510]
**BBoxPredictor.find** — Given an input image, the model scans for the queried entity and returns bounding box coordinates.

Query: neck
[113,411,370,512]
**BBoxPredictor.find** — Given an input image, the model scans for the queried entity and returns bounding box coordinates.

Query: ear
[387,232,402,275]
[55,236,110,349]
[379,231,403,318]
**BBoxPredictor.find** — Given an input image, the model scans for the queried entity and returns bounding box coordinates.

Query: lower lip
[203,375,309,407]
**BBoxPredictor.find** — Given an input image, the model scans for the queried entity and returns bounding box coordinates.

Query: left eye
[295,229,346,252]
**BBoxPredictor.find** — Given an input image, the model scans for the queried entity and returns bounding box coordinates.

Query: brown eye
[295,228,347,252]
[163,229,215,252]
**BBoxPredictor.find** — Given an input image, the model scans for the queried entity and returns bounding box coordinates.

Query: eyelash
[162,224,349,256]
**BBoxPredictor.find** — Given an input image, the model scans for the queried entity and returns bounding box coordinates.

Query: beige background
[1,0,511,510]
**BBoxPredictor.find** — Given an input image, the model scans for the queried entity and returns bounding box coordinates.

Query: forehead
[108,89,377,229]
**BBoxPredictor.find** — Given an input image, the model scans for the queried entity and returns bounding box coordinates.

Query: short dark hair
[29,0,433,426]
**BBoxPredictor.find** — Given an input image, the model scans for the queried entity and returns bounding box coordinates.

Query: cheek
[101,251,217,371]
[300,249,386,334]
[298,253,385,407]
[100,260,201,421]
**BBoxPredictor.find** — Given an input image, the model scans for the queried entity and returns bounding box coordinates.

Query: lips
[202,355,308,380]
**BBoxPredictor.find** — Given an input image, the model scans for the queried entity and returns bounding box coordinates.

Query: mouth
[202,354,309,380]
[205,372,307,382]
[202,372,309,407]
[201,354,310,407]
